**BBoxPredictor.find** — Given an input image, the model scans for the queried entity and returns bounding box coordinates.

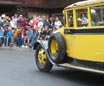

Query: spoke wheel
[35,45,53,72]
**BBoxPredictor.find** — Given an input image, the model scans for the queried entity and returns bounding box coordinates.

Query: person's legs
[28,38,37,48]
[21,38,24,45]
[8,37,11,46]
[0,37,2,46]
[3,37,7,46]
[27,37,30,44]
[18,37,21,47]
[17,36,22,47]
[31,39,37,46]
[16,37,18,47]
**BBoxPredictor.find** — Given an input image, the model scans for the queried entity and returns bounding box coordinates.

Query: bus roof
[65,0,104,9]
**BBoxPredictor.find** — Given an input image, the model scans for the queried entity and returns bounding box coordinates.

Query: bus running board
[58,63,104,74]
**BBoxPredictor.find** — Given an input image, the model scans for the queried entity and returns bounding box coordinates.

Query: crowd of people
[0,14,63,48]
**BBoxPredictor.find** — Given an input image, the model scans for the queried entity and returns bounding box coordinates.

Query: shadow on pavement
[50,68,104,86]
[33,67,104,86]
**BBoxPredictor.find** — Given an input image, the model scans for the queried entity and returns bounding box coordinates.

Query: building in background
[0,0,82,18]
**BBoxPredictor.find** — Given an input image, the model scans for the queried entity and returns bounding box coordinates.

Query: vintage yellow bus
[34,0,104,74]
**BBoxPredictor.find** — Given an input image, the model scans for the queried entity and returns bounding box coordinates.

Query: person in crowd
[21,18,29,28]
[17,15,24,27]
[21,27,27,47]
[38,18,44,30]
[26,26,33,46]
[3,28,8,46]
[7,26,13,46]
[3,16,10,30]
[52,26,57,32]
[13,28,19,44]
[0,26,4,45]
[49,17,55,28]
[16,28,22,47]
[28,27,39,48]
[44,18,50,28]
[54,17,62,29]
[40,26,51,39]
[10,16,17,29]
[10,16,15,28]
[29,15,36,28]
[0,19,3,26]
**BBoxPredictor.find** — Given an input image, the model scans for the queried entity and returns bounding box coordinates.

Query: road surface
[0,47,104,86]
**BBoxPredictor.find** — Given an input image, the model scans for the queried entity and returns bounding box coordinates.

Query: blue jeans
[30,38,37,46]
[16,36,22,47]
[0,37,3,45]
[3,37,7,46]
[8,37,12,46]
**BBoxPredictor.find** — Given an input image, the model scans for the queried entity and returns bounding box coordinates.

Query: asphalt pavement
[0,47,104,86]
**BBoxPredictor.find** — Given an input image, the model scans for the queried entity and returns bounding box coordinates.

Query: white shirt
[54,20,62,29]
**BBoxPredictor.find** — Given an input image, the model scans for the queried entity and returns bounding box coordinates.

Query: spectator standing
[3,28,8,46]
[54,17,62,29]
[13,28,19,45]
[16,28,22,47]
[49,17,55,28]
[7,27,13,46]
[28,27,39,48]
[44,18,50,28]
[10,16,17,29]
[26,26,33,46]
[21,27,27,47]
[0,26,4,44]
[17,15,23,27]
[3,16,10,30]
[38,18,43,30]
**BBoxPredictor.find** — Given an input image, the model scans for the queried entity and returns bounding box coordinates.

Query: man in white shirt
[54,17,62,29]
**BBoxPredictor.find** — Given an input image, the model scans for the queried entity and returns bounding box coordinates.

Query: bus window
[76,8,88,27]
[68,10,73,27]
[90,5,104,26]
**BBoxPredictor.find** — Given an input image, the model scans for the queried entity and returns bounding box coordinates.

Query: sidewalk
[0,46,33,51]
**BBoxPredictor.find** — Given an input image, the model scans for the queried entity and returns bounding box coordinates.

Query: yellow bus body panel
[64,34,104,62]
[57,28,104,62]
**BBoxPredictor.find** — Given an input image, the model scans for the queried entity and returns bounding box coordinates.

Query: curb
[0,46,33,51]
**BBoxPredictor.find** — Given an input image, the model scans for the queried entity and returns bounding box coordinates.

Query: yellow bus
[34,0,104,74]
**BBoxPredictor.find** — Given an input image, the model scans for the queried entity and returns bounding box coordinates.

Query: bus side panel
[65,34,104,62]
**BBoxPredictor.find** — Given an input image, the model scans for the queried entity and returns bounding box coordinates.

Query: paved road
[0,47,104,86]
